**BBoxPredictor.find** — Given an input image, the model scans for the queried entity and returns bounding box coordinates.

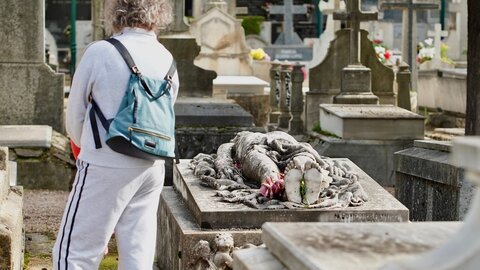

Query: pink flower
[384,51,392,60]
[259,175,285,199]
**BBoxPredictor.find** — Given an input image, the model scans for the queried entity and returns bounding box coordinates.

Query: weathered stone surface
[9,130,75,190]
[0,64,64,133]
[0,148,8,202]
[307,29,395,131]
[0,187,24,270]
[0,0,44,63]
[418,69,467,115]
[0,0,65,133]
[213,76,269,95]
[173,158,408,230]
[319,104,425,140]
[175,97,254,127]
[261,222,460,270]
[395,142,474,221]
[156,187,262,270]
[159,35,217,97]
[233,247,287,270]
[0,125,52,148]
[414,139,451,152]
[311,133,414,187]
[191,7,253,76]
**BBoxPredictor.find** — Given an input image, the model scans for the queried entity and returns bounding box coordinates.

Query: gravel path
[24,189,69,270]
[24,189,69,234]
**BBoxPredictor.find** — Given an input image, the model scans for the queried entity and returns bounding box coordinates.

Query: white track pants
[53,160,164,270]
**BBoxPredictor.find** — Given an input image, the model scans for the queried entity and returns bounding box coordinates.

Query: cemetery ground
[23,190,120,270]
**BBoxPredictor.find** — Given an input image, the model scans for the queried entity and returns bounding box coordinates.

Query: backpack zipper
[128,126,172,141]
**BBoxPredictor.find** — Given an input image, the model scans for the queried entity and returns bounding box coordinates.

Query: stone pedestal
[395,140,474,221]
[313,104,424,187]
[334,65,379,104]
[0,126,75,190]
[0,147,24,270]
[157,159,408,269]
[319,105,424,140]
[307,30,396,131]
[0,0,64,133]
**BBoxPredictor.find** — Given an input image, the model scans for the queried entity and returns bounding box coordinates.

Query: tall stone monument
[332,0,379,105]
[264,0,313,61]
[0,0,65,133]
[190,0,253,76]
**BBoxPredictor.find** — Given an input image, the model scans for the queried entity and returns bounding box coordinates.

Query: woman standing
[53,0,178,269]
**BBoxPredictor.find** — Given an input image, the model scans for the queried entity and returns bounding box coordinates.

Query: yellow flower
[250,48,266,60]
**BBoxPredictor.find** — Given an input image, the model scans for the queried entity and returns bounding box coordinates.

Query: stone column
[269,61,282,125]
[92,0,105,40]
[278,63,292,129]
[396,62,412,110]
[289,63,305,134]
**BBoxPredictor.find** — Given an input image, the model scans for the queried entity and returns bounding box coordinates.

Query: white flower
[374,46,386,54]
[424,38,434,47]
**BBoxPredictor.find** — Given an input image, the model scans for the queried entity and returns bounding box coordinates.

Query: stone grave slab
[0,125,52,148]
[233,247,287,270]
[173,159,409,230]
[319,104,424,140]
[156,187,262,270]
[213,75,269,96]
[247,222,461,270]
[174,97,254,127]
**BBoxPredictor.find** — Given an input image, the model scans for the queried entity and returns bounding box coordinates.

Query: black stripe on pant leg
[57,161,85,270]
[64,162,89,270]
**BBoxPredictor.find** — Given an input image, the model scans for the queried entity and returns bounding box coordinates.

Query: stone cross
[333,0,377,65]
[319,0,345,35]
[269,0,308,45]
[427,23,448,66]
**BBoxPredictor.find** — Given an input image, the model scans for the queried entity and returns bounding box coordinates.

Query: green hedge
[239,16,265,36]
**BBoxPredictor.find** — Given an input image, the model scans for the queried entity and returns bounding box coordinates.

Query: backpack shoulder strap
[165,60,176,80]
[106,38,141,74]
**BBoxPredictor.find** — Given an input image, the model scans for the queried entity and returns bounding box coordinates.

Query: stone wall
[394,140,474,221]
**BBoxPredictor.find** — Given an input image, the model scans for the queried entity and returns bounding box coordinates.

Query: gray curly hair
[104,0,173,34]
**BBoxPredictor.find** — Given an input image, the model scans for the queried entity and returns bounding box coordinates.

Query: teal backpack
[89,38,177,160]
